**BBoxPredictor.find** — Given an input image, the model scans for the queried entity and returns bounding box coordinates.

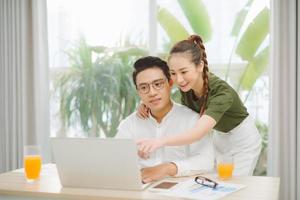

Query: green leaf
[239,46,269,90]
[177,0,212,41]
[90,46,106,53]
[236,7,270,60]
[231,0,255,36]
[157,7,189,45]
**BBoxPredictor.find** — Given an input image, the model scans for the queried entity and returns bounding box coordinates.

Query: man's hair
[132,56,170,87]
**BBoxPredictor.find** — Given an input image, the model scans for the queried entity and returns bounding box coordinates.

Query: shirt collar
[149,101,175,124]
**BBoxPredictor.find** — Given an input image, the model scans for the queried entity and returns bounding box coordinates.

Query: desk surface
[0,164,280,200]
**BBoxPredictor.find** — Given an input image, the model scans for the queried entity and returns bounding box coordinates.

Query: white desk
[0,164,280,200]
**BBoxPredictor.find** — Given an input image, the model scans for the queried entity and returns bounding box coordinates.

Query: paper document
[157,179,246,200]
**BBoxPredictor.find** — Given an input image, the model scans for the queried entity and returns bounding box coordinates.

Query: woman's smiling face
[168,53,204,93]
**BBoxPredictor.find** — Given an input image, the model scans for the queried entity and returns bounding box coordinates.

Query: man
[116,56,214,183]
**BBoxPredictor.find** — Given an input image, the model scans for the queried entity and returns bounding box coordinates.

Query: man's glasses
[194,176,218,189]
[137,78,167,94]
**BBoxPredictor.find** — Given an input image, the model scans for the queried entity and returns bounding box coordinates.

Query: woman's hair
[169,35,209,116]
[132,56,170,87]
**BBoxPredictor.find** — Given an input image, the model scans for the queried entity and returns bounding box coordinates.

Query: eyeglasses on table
[194,176,218,189]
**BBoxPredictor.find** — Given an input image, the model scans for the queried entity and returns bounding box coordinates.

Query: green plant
[229,0,270,94]
[254,121,268,175]
[54,38,147,137]
[157,0,212,51]
[227,1,269,176]
[230,3,269,175]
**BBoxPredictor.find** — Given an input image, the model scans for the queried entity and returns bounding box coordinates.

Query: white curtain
[298,2,300,197]
[0,0,50,173]
[268,0,298,199]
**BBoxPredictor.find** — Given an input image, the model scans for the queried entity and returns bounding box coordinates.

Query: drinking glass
[24,145,42,182]
[217,155,234,180]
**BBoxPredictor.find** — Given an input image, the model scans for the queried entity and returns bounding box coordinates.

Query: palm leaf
[157,7,189,45]
[236,7,269,61]
[238,46,269,90]
[177,0,212,41]
[231,0,255,36]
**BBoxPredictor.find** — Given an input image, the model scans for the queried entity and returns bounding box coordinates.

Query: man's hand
[141,163,178,183]
[136,138,165,158]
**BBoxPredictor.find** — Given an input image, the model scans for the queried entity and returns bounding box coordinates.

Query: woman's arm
[137,114,217,155]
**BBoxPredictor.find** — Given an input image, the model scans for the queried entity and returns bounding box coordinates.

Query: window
[47,0,149,137]
[47,0,269,175]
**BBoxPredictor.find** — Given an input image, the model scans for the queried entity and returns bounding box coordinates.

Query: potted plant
[54,38,147,137]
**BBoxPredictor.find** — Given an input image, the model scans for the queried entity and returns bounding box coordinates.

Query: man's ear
[168,79,174,87]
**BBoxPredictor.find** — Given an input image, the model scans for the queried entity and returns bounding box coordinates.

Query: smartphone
[149,181,179,192]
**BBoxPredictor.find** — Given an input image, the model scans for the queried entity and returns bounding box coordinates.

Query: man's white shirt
[116,102,214,176]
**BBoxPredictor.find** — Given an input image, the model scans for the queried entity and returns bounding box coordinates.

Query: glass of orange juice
[217,155,234,180]
[24,145,42,182]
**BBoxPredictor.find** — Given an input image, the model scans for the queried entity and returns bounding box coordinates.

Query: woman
[137,35,261,176]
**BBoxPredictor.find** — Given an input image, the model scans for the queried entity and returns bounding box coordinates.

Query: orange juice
[217,163,234,180]
[24,155,41,180]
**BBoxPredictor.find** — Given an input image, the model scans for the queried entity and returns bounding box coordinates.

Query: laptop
[50,137,150,190]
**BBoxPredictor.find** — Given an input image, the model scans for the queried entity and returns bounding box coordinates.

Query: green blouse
[181,73,248,133]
